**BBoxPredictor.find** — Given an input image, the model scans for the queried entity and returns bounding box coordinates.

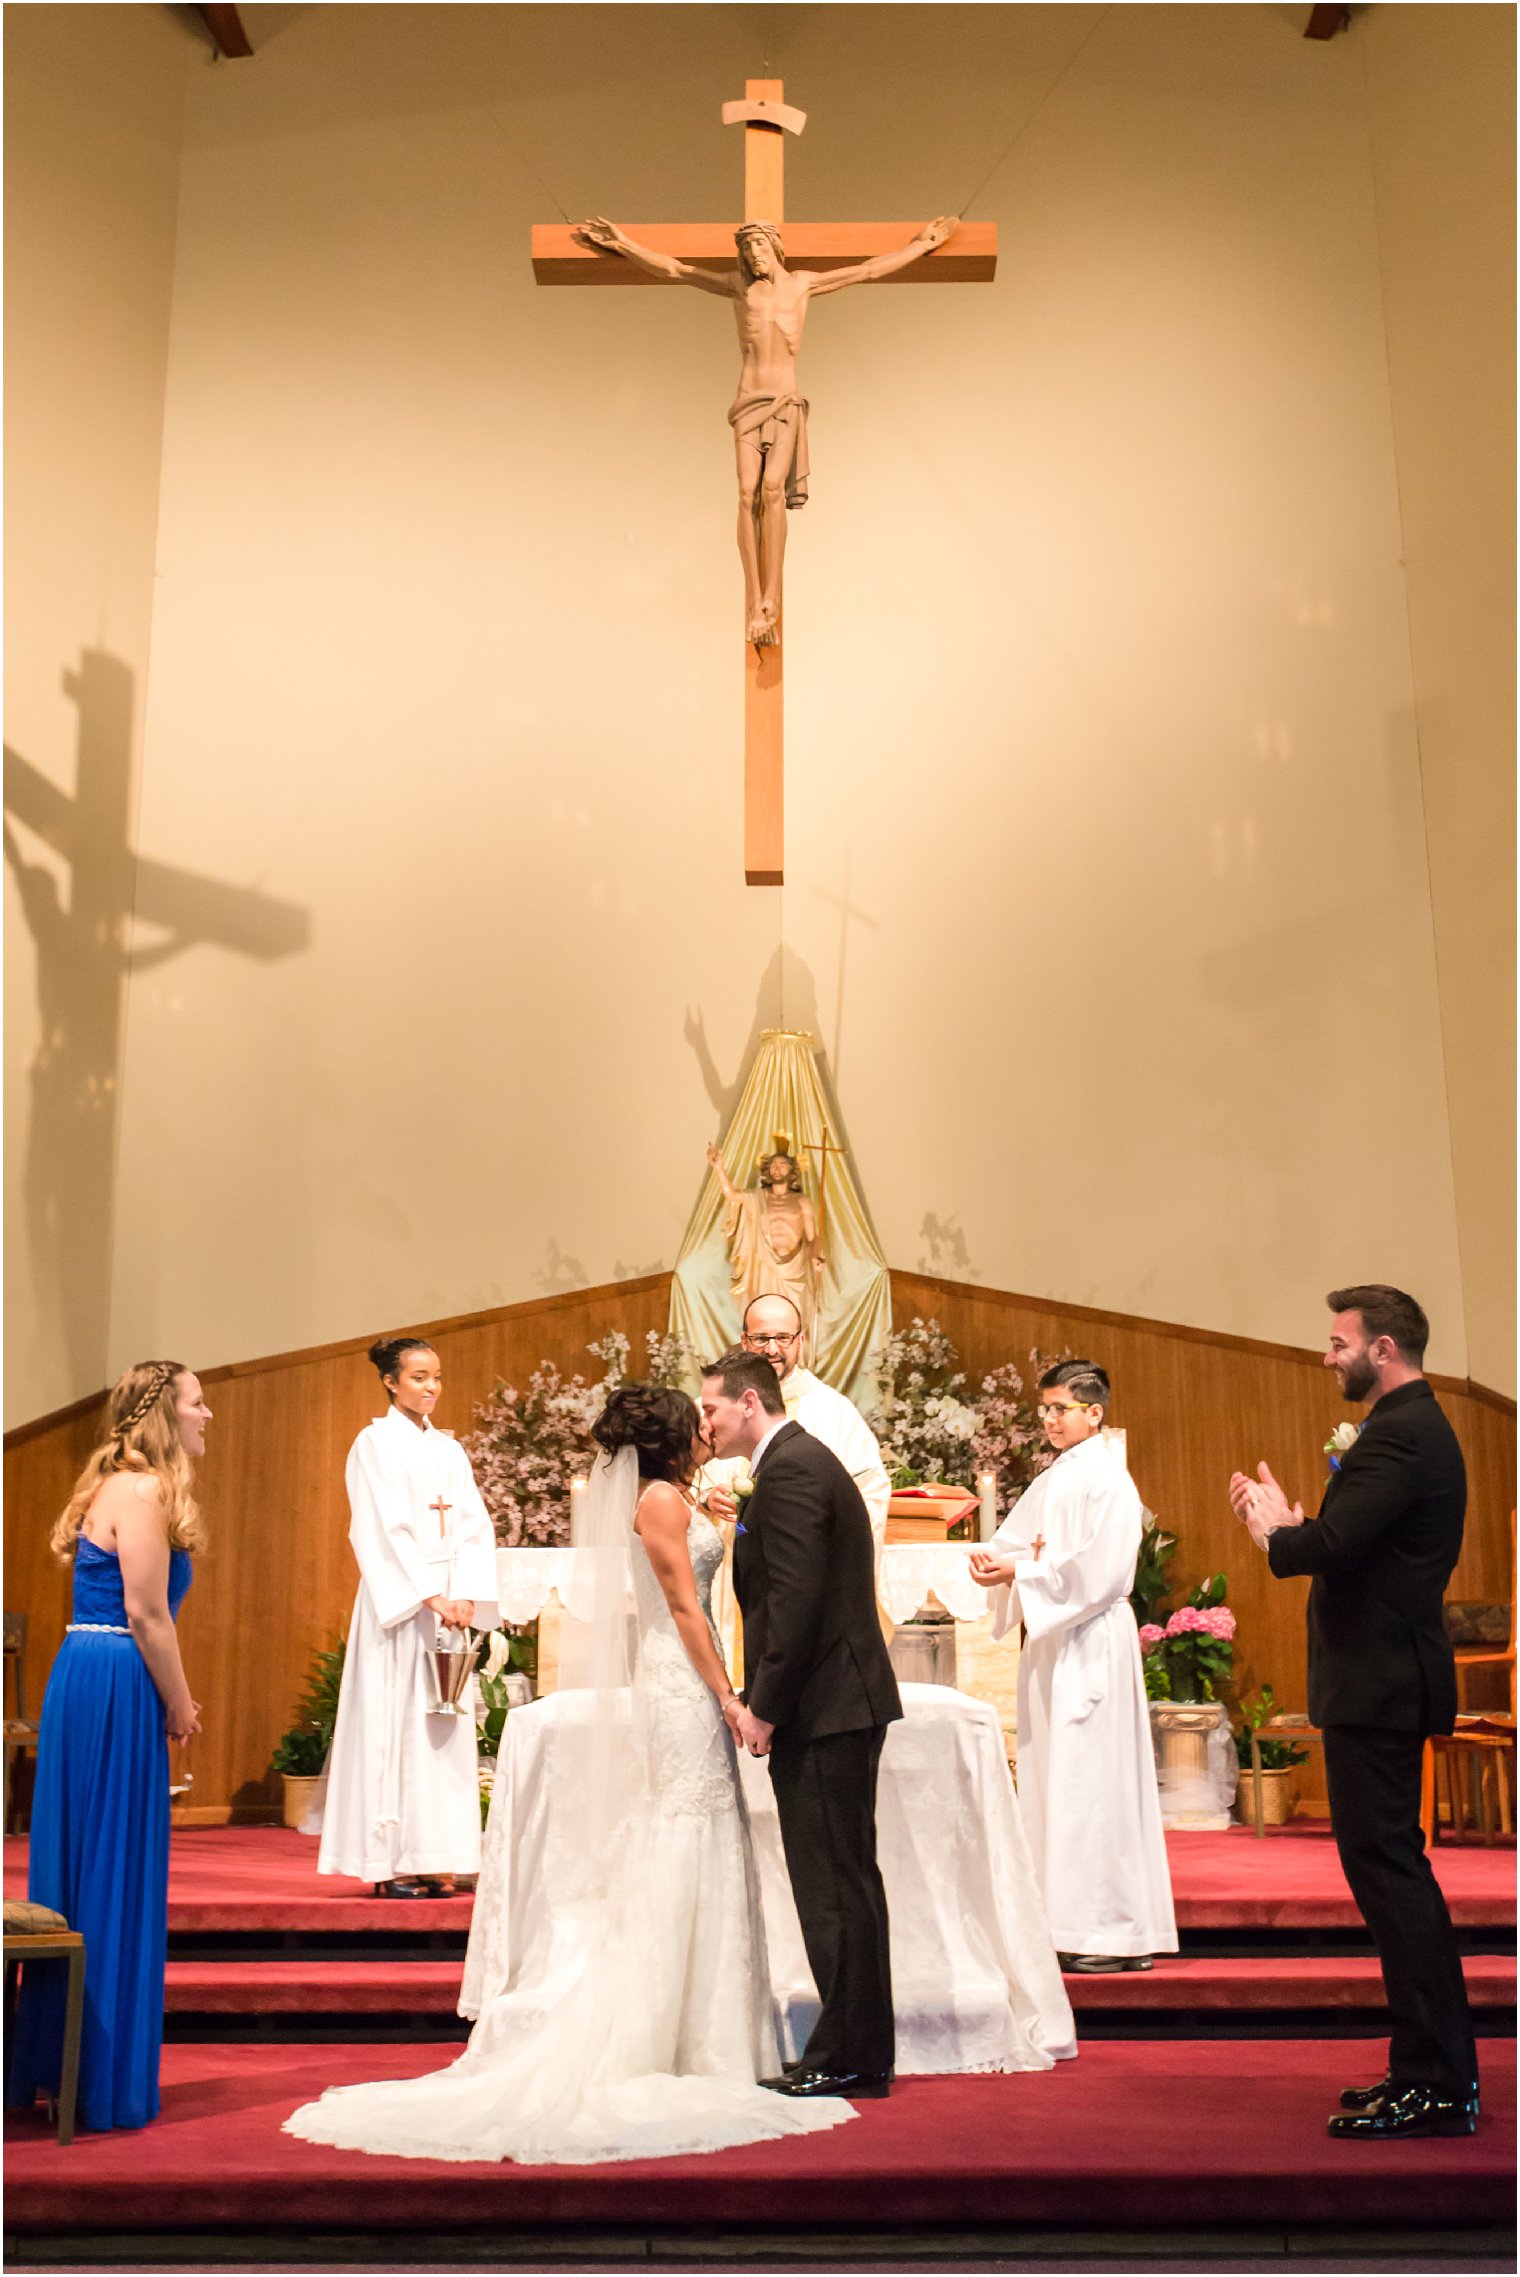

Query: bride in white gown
[285,1385,856,2166]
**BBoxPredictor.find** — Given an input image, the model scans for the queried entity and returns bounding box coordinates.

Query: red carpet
[5,2039,1512,2233]
[8,1818,1512,1933]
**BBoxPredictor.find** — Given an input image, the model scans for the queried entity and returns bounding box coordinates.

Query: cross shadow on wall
[5,650,312,1393]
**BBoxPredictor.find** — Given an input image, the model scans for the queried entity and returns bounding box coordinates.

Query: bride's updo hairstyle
[593,1383,701,1486]
[368,1335,437,1392]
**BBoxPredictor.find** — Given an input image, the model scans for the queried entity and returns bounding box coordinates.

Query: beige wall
[4,4,193,1425]
[1362,4,1516,1394]
[7,5,1513,1421]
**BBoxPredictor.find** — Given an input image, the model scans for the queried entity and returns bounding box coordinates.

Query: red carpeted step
[11,1824,1512,1934]
[5,2040,1513,2234]
[1062,1953,1516,2010]
[158,1952,1513,2020]
[165,1961,464,2013]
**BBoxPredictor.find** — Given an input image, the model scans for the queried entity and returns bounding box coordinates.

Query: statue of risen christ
[574,214,959,647]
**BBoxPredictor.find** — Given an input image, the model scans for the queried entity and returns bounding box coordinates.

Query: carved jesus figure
[574,214,959,646]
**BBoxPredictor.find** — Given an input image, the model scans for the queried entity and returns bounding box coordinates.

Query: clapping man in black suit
[699,1348,902,2100]
[1230,1284,1477,2139]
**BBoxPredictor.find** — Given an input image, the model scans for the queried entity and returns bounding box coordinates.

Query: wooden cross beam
[532,80,997,887]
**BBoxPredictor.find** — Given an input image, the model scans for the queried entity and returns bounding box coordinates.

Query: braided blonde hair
[51,1360,206,1562]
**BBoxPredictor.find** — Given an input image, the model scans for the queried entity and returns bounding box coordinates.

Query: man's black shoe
[1339,2074,1480,2114]
[1327,2084,1477,2139]
[760,2068,893,2099]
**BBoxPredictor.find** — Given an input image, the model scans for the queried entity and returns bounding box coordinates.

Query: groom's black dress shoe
[761,2068,893,2100]
[1339,2073,1480,2115]
[1326,2084,1477,2140]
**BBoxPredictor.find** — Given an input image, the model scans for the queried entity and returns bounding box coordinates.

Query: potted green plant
[1234,1683,1311,1825]
[473,1626,536,1826]
[270,1636,346,1829]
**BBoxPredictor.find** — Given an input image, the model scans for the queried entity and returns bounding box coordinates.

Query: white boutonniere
[731,1461,755,1504]
[1324,1421,1360,1469]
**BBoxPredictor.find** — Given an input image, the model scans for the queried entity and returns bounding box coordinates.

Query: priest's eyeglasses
[744,1330,800,1350]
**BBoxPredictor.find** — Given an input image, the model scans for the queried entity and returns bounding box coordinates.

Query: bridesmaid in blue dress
[7,1360,209,2132]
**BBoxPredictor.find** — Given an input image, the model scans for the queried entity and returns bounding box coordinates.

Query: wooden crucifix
[532,80,997,886]
[428,1494,453,1537]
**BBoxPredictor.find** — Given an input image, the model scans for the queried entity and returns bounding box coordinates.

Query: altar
[462,1678,1074,2077]
[495,1541,1020,1754]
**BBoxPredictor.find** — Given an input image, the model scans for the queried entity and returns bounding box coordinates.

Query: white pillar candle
[569,1475,589,1546]
[977,1471,999,1542]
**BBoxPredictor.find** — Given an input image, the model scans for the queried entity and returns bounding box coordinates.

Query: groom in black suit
[700,1348,902,2099]
[1231,1284,1477,2139]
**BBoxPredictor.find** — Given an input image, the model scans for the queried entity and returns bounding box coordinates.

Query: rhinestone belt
[66,1622,131,1635]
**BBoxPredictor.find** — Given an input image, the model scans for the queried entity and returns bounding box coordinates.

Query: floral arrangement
[462,1327,693,1547]
[864,1317,1052,1501]
[1138,1573,1236,1702]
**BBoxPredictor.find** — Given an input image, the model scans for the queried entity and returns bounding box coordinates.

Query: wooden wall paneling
[3,1400,107,1821]
[891,1273,1516,1810]
[4,1277,674,1823]
[7,1268,1509,1824]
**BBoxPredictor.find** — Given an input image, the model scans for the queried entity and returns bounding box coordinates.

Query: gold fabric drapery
[669,1030,891,1408]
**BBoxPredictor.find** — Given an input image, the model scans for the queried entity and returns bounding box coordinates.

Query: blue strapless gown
[6,1539,193,2132]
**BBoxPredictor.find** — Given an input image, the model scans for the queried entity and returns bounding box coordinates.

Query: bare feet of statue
[748,605,780,648]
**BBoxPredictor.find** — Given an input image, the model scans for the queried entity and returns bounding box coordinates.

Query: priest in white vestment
[318,1337,499,1894]
[971,1360,1177,1971]
[698,1294,892,1544]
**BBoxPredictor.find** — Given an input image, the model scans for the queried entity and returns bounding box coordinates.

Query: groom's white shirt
[749,1415,791,1473]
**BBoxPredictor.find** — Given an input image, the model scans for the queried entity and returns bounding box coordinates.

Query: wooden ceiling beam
[196,5,254,59]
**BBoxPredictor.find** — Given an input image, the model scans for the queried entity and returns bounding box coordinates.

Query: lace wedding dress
[284,1459,855,2165]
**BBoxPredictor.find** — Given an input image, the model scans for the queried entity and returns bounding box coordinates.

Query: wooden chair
[1447,1512,1516,1717]
[1424,1715,1516,1847]
[3,1899,85,2143]
[4,1612,41,1834]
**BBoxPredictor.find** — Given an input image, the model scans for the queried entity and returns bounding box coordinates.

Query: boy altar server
[318,1335,499,1896]
[970,1360,1176,1972]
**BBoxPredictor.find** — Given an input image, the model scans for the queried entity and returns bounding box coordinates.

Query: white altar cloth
[497,1542,993,1629]
[461,1680,1076,2076]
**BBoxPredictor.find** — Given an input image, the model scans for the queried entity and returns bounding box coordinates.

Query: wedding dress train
[284,1460,854,2165]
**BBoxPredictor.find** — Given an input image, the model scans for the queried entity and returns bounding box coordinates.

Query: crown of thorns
[735,220,785,264]
[114,1362,178,1437]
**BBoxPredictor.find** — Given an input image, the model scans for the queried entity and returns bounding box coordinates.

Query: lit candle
[977,1471,998,1542]
[569,1475,589,1546]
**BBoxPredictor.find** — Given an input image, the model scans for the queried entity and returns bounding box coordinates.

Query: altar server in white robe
[699,1294,892,1545]
[970,1360,1176,1972]
[318,1335,500,1897]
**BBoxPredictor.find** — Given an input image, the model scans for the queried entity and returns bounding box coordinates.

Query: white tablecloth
[498,1542,993,1628]
[462,1681,1076,2076]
